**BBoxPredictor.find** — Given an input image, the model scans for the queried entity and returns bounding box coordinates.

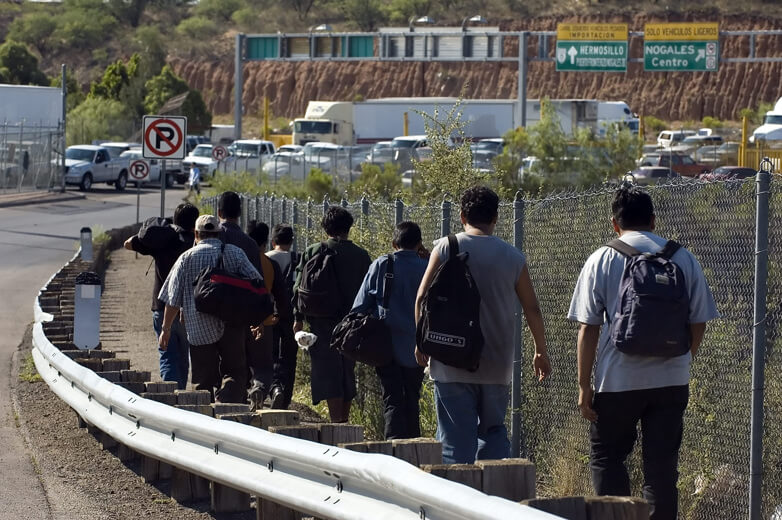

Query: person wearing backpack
[415,186,551,464]
[568,186,719,520]
[246,221,291,411]
[292,206,372,422]
[123,203,198,389]
[350,221,428,439]
[267,224,299,409]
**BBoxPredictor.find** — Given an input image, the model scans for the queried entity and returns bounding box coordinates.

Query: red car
[643,152,710,177]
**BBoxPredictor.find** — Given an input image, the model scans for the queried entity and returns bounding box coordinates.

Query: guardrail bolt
[267,460,274,472]
[336,480,343,493]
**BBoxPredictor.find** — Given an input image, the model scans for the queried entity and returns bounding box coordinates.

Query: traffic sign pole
[160,160,166,218]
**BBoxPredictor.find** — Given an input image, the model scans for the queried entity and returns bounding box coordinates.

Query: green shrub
[193,0,242,21]
[67,97,135,146]
[53,9,117,49]
[701,116,724,130]
[175,16,220,40]
[230,7,259,31]
[643,115,667,136]
[8,13,57,52]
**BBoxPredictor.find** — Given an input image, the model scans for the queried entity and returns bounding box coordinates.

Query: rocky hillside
[171,13,782,123]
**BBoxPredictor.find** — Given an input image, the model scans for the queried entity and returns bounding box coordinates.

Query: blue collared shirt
[351,250,427,367]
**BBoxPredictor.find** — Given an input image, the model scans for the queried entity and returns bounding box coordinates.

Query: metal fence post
[511,191,526,458]
[291,198,299,253]
[395,198,404,225]
[361,195,369,217]
[308,198,315,248]
[323,195,330,215]
[281,195,288,223]
[440,196,451,237]
[749,158,771,520]
[341,196,349,209]
[270,194,276,227]
[255,196,261,226]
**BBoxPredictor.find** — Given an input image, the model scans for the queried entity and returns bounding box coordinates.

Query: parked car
[262,152,309,181]
[225,139,276,173]
[629,167,679,185]
[641,152,710,177]
[672,135,724,156]
[694,145,723,166]
[278,144,304,154]
[180,144,217,183]
[366,141,394,165]
[699,166,757,181]
[119,149,175,188]
[472,138,505,155]
[637,153,662,167]
[63,145,130,191]
[657,130,696,149]
[715,142,740,165]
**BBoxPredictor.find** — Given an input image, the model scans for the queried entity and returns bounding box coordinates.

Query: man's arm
[158,304,180,350]
[292,247,309,332]
[124,235,153,256]
[577,323,601,422]
[413,250,442,367]
[515,265,551,381]
[690,322,706,357]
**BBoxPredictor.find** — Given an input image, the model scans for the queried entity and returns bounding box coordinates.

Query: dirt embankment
[171,13,782,123]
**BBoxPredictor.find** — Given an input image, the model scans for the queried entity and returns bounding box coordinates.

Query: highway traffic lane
[0,188,181,520]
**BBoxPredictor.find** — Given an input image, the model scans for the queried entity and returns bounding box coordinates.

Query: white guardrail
[31,255,561,520]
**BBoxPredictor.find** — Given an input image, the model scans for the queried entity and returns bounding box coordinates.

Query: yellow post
[740,116,748,168]
[639,113,645,145]
[403,112,409,137]
[263,97,270,141]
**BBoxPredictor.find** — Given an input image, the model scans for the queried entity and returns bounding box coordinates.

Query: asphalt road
[0,185,183,520]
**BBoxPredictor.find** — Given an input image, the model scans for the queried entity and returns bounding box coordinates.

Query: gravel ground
[12,246,324,519]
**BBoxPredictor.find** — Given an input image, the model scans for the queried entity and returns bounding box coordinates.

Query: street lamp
[462,15,487,31]
[409,15,435,32]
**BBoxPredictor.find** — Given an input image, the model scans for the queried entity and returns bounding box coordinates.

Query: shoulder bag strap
[447,234,459,258]
[381,253,394,310]
[658,240,682,259]
[217,242,226,270]
[606,238,641,257]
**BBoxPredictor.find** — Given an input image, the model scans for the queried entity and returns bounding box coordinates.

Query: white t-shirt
[267,249,292,274]
[568,231,719,393]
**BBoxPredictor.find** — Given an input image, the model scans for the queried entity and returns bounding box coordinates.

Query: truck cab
[293,102,354,146]
[227,139,276,173]
[751,97,782,144]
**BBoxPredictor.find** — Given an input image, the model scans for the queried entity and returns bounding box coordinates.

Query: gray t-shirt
[267,249,292,274]
[429,232,526,385]
[568,231,719,393]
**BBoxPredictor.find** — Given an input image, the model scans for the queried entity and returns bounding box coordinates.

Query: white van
[657,130,696,149]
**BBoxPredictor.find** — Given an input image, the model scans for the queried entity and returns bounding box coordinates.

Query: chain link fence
[0,122,64,193]
[204,176,782,519]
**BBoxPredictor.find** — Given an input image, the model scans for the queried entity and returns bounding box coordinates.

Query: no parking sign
[143,115,187,160]
[129,160,150,181]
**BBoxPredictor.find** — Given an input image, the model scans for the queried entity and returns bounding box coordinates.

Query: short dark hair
[272,224,294,246]
[612,187,655,229]
[460,186,499,226]
[218,191,241,219]
[197,230,220,239]
[321,206,354,237]
[173,203,199,231]
[247,220,269,247]
[393,221,422,250]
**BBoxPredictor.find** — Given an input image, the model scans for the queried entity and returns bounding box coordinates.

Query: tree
[107,0,148,27]
[340,0,385,31]
[143,65,189,113]
[50,70,86,112]
[8,13,57,53]
[68,97,135,146]
[179,90,212,135]
[281,0,321,21]
[0,41,49,86]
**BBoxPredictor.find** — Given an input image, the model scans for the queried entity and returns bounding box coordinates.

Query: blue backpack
[607,239,691,357]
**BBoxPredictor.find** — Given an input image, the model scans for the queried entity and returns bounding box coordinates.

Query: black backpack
[138,217,177,250]
[416,235,484,372]
[297,243,342,319]
[282,251,300,292]
[330,254,394,367]
[607,239,691,357]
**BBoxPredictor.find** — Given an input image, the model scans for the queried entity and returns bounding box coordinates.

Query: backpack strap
[606,238,641,257]
[217,242,226,269]
[381,253,394,310]
[657,240,681,259]
[447,234,459,258]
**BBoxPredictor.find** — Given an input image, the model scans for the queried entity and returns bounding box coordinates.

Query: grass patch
[19,353,42,383]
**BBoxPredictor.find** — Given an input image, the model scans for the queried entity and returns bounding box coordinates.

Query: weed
[19,353,42,383]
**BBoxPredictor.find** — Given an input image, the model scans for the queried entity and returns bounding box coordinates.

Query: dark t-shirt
[220,221,262,273]
[293,237,372,320]
[129,226,194,311]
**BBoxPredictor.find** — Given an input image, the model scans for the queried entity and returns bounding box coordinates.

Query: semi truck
[292,98,638,145]
[0,84,63,128]
[750,97,782,143]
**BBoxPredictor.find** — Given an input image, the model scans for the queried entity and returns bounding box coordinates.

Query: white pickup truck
[63,145,130,191]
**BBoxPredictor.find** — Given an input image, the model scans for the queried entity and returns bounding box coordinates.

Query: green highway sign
[556,24,628,72]
[644,23,719,72]
[555,41,628,72]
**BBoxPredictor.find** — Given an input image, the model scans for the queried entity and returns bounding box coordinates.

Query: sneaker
[270,387,286,410]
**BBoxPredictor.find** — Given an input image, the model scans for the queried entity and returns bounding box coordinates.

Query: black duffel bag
[193,243,274,326]
[330,254,394,367]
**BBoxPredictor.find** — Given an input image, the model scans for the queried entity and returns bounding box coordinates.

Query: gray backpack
[607,239,690,357]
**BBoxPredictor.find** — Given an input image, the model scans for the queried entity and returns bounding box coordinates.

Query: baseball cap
[195,214,220,232]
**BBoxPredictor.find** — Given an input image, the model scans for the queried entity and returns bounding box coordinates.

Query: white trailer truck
[0,84,63,128]
[292,98,634,145]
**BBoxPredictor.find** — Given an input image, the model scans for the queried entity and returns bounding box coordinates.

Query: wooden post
[268,425,320,442]
[145,381,178,393]
[584,496,649,520]
[257,410,300,429]
[175,404,214,416]
[117,443,137,462]
[216,412,260,427]
[476,458,536,500]
[421,464,482,491]
[339,441,394,455]
[171,467,210,502]
[318,423,364,446]
[521,496,587,520]
[257,498,300,520]
[391,438,442,466]
[140,455,160,483]
[141,392,177,406]
[175,389,211,405]
[212,403,250,415]
[211,481,251,513]
[101,358,131,371]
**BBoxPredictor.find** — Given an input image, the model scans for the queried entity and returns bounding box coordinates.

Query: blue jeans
[434,381,510,464]
[152,310,190,390]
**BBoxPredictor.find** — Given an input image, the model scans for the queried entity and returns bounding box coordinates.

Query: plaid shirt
[159,238,261,345]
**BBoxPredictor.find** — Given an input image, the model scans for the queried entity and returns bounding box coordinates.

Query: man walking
[158,215,262,403]
[568,186,719,520]
[293,206,371,423]
[267,224,298,409]
[415,186,551,464]
[124,203,198,389]
[352,221,428,439]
